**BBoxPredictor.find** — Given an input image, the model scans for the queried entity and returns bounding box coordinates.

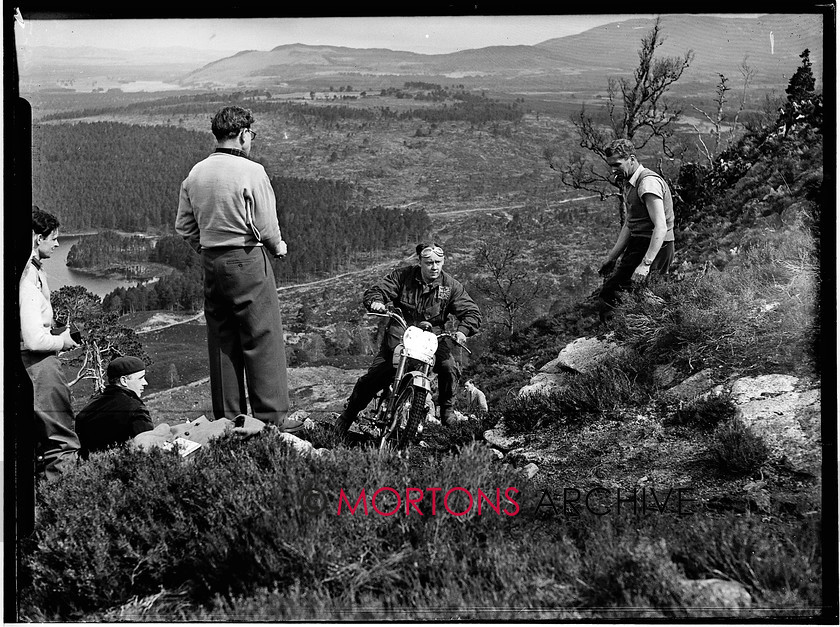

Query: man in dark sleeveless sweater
[597,139,675,322]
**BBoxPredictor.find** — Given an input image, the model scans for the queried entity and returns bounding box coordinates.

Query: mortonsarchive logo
[295,486,522,517]
[532,485,696,518]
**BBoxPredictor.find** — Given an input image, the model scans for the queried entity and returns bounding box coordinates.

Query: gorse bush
[708,419,769,477]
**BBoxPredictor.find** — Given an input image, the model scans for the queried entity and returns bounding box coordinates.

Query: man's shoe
[277,418,305,435]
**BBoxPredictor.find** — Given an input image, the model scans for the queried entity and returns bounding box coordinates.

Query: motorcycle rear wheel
[380,385,427,452]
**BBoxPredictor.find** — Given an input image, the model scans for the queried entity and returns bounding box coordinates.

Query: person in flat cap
[75,356,154,458]
[334,241,481,438]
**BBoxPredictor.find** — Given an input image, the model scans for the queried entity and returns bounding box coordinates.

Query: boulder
[505,448,560,466]
[540,336,624,374]
[518,372,569,397]
[520,463,539,480]
[679,577,752,615]
[277,432,316,455]
[486,447,505,461]
[663,368,716,402]
[484,420,527,452]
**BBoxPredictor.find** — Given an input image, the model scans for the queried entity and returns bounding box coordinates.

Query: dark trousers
[344,337,461,420]
[202,246,290,425]
[21,351,80,481]
[599,237,674,320]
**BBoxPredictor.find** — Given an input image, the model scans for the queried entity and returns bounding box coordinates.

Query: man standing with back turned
[176,105,302,432]
[597,138,675,322]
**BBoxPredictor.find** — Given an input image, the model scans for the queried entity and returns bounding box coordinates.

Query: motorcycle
[357,307,469,453]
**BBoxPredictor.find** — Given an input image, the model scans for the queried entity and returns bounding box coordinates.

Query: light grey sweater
[176,151,286,257]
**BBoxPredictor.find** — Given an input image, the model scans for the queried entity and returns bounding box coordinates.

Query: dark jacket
[75,385,154,457]
[363,265,481,349]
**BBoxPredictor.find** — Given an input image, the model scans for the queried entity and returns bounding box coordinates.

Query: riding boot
[333,410,356,439]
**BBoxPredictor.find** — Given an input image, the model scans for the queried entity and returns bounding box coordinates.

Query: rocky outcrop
[730,375,820,475]
[518,335,625,397]
[730,374,798,403]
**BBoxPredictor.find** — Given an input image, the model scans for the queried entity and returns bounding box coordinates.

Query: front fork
[383,361,432,435]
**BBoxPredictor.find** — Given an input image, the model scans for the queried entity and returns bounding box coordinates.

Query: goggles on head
[419,245,445,260]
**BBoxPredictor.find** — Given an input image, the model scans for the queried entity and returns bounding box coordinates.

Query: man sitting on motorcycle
[334,241,482,437]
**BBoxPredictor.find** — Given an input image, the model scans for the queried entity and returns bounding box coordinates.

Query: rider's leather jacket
[363,265,481,349]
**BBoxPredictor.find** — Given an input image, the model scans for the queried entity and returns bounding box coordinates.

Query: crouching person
[75,356,153,458]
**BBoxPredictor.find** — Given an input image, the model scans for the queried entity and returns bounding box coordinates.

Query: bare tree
[471,231,543,337]
[548,17,693,222]
[688,60,755,166]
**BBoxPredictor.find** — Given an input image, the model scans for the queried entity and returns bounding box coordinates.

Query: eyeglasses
[244,128,257,140]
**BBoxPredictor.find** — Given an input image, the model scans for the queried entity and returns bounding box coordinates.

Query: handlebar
[366,307,471,354]
[367,307,407,329]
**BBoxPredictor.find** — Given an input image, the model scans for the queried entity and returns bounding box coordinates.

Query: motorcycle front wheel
[380,384,427,452]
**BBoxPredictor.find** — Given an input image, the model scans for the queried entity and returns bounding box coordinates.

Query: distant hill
[16,45,238,91]
[535,14,825,88]
[178,14,824,92]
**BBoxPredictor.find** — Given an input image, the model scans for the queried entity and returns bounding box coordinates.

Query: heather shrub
[613,220,818,378]
[20,434,543,621]
[669,514,822,611]
[23,434,822,621]
[665,394,737,431]
[708,419,769,477]
[499,353,654,434]
[578,527,688,616]
[419,413,498,451]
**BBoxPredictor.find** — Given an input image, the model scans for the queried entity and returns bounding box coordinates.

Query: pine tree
[779,49,822,136]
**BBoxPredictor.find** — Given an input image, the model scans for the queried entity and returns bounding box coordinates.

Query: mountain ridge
[18,14,824,94]
[178,14,823,90]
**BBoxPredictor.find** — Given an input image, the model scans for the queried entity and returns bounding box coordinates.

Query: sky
[11,14,762,56]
